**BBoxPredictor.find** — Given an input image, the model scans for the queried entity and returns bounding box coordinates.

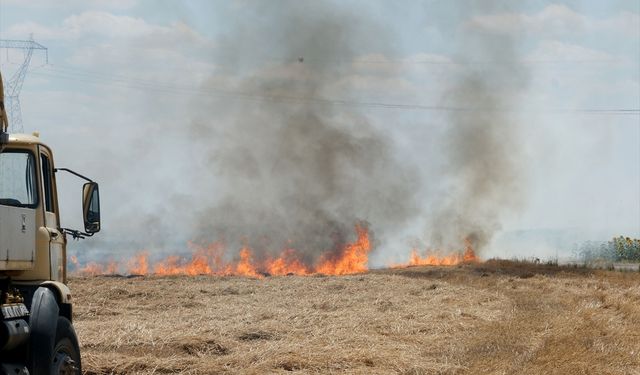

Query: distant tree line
[575,236,640,263]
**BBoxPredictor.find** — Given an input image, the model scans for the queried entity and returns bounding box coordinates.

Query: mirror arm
[54,168,94,182]
[61,227,95,240]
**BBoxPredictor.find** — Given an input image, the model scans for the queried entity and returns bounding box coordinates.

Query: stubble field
[69,260,640,374]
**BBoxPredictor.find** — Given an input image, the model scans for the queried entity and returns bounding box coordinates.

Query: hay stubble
[70,261,640,374]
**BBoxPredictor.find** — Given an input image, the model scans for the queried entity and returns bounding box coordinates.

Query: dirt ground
[69,260,640,374]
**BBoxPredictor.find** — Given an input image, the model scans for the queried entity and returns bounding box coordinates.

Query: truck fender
[28,287,59,375]
[40,280,73,321]
[39,281,72,304]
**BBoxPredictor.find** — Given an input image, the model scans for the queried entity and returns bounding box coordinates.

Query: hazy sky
[0,0,638,261]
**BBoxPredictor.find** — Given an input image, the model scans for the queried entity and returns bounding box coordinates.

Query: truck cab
[1,134,67,282]
[1,72,100,374]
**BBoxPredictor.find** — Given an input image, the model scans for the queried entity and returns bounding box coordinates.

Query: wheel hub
[52,352,77,375]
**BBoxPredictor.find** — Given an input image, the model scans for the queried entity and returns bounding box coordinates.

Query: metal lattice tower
[0,38,48,133]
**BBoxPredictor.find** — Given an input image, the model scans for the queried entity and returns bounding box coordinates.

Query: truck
[0,70,101,374]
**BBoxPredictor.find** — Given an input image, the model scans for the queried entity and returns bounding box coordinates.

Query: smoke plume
[189,3,418,262]
[426,19,529,253]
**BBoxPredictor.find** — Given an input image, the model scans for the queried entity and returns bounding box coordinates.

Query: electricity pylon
[0,38,48,133]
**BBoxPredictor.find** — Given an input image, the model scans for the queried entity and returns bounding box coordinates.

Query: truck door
[40,150,65,282]
[0,150,37,270]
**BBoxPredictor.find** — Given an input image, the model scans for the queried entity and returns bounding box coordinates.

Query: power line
[30,64,640,116]
[282,57,629,66]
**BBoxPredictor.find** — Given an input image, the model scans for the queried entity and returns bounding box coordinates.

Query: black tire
[28,288,82,375]
[29,287,58,375]
[51,317,82,375]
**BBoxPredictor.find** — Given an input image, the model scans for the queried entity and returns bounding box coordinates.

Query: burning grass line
[71,225,482,278]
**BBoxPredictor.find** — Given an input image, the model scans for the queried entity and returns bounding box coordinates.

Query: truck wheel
[51,317,81,375]
[29,287,58,375]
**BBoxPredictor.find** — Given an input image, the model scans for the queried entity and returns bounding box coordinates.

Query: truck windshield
[0,151,38,208]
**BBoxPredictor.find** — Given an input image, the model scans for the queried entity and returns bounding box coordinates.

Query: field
[69,261,640,374]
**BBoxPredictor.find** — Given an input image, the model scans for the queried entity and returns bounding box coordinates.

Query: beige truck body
[0,134,67,283]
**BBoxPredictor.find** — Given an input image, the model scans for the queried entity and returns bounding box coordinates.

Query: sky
[0,0,638,263]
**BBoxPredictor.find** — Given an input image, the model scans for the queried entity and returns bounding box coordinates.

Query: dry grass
[69,261,640,374]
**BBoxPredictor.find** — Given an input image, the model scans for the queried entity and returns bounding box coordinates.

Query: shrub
[574,236,640,263]
[613,236,640,261]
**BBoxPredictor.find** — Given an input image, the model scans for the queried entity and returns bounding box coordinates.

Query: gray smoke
[189,3,418,262]
[426,21,529,253]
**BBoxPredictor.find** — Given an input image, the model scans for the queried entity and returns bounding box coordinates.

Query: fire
[463,242,477,262]
[106,261,119,274]
[188,241,233,275]
[236,247,261,277]
[127,252,149,275]
[316,224,370,275]
[75,262,109,276]
[78,262,102,276]
[70,254,123,276]
[406,248,475,266]
[70,225,478,277]
[404,239,478,267]
[265,248,310,276]
[140,225,371,277]
[153,254,213,276]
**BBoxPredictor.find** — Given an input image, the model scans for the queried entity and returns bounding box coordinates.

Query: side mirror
[82,182,100,234]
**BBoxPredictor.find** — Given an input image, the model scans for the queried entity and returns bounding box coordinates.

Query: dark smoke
[189,2,418,261]
[426,20,529,253]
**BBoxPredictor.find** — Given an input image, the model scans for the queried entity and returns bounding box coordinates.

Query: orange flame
[265,248,310,276]
[236,247,261,277]
[403,239,478,267]
[407,249,465,266]
[70,225,479,278]
[463,243,477,262]
[316,224,370,275]
[127,252,149,275]
[76,262,106,276]
[106,261,118,274]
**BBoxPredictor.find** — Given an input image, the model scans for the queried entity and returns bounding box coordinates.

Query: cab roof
[4,132,46,146]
